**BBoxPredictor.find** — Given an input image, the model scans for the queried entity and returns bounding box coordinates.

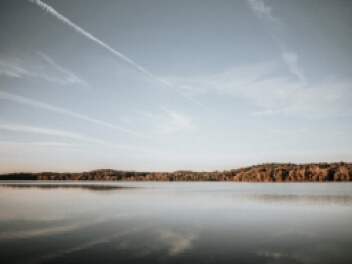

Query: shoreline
[1,162,351,182]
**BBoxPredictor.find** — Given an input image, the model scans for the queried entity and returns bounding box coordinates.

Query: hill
[1,162,351,182]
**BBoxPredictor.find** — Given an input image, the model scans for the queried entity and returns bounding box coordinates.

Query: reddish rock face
[1,162,351,182]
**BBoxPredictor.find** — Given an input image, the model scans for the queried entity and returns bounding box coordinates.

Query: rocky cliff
[1,162,351,182]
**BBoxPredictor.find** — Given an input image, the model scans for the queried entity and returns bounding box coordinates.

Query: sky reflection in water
[0,182,352,264]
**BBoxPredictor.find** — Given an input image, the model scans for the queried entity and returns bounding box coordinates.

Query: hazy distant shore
[1,162,351,182]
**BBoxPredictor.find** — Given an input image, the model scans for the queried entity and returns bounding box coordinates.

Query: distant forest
[1,162,351,182]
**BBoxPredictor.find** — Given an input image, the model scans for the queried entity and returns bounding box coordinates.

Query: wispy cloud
[0,91,167,143]
[166,63,352,118]
[29,0,211,112]
[0,123,107,146]
[281,51,306,83]
[0,140,74,150]
[0,53,87,86]
[2,125,166,161]
[247,0,306,83]
[0,123,82,139]
[0,61,23,78]
[247,0,279,25]
[166,61,279,97]
[267,127,308,136]
[137,108,194,134]
[37,52,88,86]
[30,141,73,147]
[0,140,82,156]
[0,120,173,156]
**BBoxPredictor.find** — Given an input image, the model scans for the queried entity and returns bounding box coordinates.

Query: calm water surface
[1,182,352,264]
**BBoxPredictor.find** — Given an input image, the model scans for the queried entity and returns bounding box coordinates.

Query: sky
[1,0,352,173]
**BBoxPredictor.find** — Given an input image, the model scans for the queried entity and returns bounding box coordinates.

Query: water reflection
[138,229,198,257]
[241,194,352,205]
[0,182,351,264]
[256,246,352,264]
[0,183,133,191]
[26,226,150,264]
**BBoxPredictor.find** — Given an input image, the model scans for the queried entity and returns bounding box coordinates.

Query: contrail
[37,51,88,86]
[29,0,212,113]
[0,91,164,143]
[0,122,113,147]
[0,123,83,140]
[0,122,165,154]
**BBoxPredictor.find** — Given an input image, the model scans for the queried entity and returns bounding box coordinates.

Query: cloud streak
[166,63,352,118]
[247,0,279,25]
[137,108,194,135]
[0,91,165,143]
[0,53,87,86]
[247,0,306,83]
[281,51,306,83]
[0,123,162,155]
[0,141,75,152]
[29,0,211,112]
[0,127,164,157]
[0,92,199,153]
[0,123,108,147]
[37,52,88,86]
[0,123,82,139]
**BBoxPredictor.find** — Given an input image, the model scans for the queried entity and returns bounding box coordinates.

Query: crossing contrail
[29,0,212,113]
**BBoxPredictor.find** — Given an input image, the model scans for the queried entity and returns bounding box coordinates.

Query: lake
[1,182,352,264]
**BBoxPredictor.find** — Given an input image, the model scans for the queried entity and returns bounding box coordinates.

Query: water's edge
[1,162,351,182]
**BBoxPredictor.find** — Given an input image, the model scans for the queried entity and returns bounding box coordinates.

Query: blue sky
[1,0,352,173]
